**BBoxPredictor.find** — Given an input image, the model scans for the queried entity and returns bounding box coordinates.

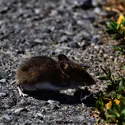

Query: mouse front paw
[17,87,28,97]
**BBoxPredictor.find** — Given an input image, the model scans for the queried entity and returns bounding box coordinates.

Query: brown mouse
[16,54,95,96]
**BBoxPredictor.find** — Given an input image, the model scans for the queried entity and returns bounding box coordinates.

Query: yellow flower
[117,13,125,30]
[117,13,125,24]
[114,99,120,105]
[106,101,112,109]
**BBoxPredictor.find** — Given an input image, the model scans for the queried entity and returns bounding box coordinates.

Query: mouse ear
[58,54,69,62]
[59,61,73,74]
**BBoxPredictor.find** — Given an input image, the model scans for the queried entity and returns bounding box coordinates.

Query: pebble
[47,100,55,105]
[69,42,80,48]
[92,0,105,6]
[91,35,100,44]
[0,92,7,97]
[34,8,41,14]
[36,113,44,117]
[94,7,102,15]
[0,79,6,83]
[35,113,44,120]
[18,98,29,106]
[14,107,27,113]
[59,35,69,43]
[73,0,92,7]
[1,114,11,121]
[47,100,60,109]
[94,45,99,50]
[34,39,42,44]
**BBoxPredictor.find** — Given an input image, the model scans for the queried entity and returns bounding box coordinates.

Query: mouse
[16,54,95,96]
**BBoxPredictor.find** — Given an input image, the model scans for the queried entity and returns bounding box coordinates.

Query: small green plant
[106,21,125,40]
[95,68,125,124]
[106,14,125,54]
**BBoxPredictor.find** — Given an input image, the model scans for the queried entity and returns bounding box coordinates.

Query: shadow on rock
[74,88,96,107]
[24,88,96,105]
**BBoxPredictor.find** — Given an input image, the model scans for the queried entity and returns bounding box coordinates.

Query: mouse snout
[84,75,96,86]
[79,71,96,86]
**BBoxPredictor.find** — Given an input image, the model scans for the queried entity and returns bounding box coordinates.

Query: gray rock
[59,35,71,43]
[14,107,27,114]
[94,7,101,14]
[73,0,92,7]
[69,42,80,48]
[91,35,100,44]
[0,79,6,83]
[1,114,11,121]
[0,92,7,97]
[92,0,105,6]
[35,113,44,120]
[47,100,60,109]
[47,100,55,105]
[34,39,42,44]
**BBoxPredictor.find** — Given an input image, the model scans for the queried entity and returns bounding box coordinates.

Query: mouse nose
[87,77,96,85]
[84,73,96,86]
